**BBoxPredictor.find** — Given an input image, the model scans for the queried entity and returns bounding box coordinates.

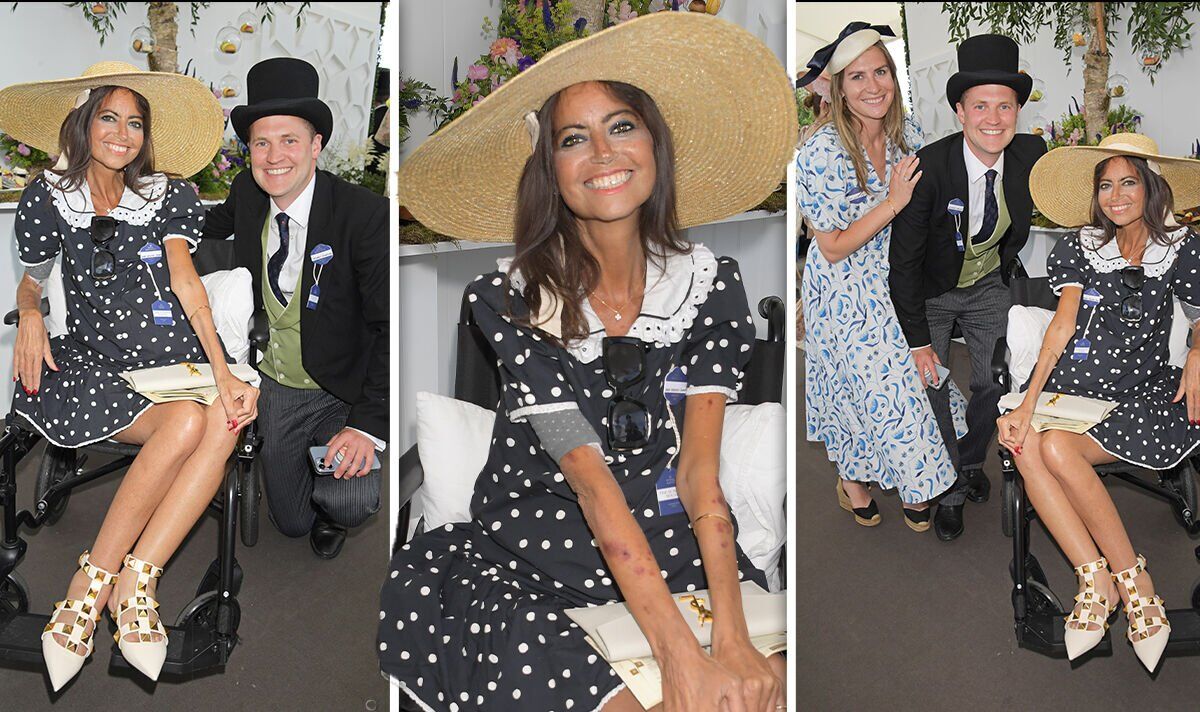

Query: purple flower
[468,82,480,95]
[16,143,30,157]
[451,57,459,88]
[466,64,489,81]
[542,0,554,31]
[518,56,535,72]
[574,17,587,35]
[404,98,422,109]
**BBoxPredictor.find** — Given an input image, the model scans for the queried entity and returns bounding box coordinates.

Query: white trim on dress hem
[13,400,154,449]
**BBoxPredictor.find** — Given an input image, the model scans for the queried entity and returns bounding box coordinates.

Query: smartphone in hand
[309,445,382,475]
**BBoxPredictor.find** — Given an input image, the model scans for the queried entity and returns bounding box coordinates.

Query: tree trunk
[572,0,606,30]
[147,2,179,74]
[1083,1,1110,144]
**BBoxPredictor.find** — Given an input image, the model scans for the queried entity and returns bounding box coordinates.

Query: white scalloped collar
[39,170,169,229]
[1077,225,1189,279]
[498,243,719,363]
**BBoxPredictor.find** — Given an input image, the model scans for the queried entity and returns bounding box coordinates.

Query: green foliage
[1040,101,1142,149]
[941,2,1200,80]
[796,88,815,129]
[0,133,51,172]
[186,141,247,200]
[398,76,449,151]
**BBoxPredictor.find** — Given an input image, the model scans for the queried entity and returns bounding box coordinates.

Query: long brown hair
[52,85,158,198]
[509,81,691,346]
[817,42,909,196]
[1088,155,1182,249]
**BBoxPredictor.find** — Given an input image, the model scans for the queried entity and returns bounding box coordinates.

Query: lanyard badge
[947,199,965,252]
[138,242,174,326]
[307,243,333,310]
[1072,288,1103,361]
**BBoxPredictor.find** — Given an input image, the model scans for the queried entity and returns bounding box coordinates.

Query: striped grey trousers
[257,375,381,537]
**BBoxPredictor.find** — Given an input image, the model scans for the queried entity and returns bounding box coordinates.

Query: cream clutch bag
[119,362,259,405]
[997,391,1119,433]
[564,581,785,662]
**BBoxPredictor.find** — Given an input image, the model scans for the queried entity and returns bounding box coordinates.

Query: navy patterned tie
[974,169,998,244]
[268,212,290,305]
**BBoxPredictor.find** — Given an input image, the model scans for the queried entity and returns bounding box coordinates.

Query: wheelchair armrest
[396,444,425,508]
[248,309,269,351]
[3,298,49,326]
[991,336,1010,392]
[758,296,785,343]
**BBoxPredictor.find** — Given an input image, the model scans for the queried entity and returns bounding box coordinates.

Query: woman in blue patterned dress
[797,24,965,530]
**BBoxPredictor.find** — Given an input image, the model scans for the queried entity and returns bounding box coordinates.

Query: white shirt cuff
[349,427,386,452]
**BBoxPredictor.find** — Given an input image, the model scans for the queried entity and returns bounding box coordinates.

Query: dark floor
[796,343,1200,711]
[1,442,389,709]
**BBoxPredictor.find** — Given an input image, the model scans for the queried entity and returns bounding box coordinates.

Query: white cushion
[199,267,254,364]
[413,391,495,531]
[44,261,253,364]
[411,392,787,589]
[1007,300,1190,391]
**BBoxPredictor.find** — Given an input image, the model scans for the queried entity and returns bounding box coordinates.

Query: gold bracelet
[691,511,732,527]
[187,304,212,321]
[885,198,898,219]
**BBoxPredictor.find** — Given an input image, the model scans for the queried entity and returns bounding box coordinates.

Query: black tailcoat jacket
[888,131,1046,348]
[202,169,389,440]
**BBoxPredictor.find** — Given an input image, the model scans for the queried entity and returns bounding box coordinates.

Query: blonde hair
[816,42,910,196]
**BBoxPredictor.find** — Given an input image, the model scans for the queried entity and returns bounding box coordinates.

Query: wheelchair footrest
[108,619,235,678]
[0,611,52,666]
[1015,611,1114,658]
[1162,608,1200,656]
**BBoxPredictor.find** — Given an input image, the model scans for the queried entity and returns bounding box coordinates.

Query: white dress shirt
[963,140,1005,239]
[266,173,316,301]
[266,173,385,451]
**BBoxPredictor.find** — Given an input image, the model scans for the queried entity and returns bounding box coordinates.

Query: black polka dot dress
[379,245,767,711]
[1040,226,1200,467]
[11,172,207,447]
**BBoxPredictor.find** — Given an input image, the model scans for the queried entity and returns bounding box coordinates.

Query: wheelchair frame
[0,239,268,680]
[991,275,1200,660]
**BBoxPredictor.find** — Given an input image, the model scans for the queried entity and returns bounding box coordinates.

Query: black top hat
[230,58,334,146]
[945,34,1032,109]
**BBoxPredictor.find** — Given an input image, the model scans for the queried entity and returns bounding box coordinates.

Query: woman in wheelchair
[383,16,790,712]
[0,65,258,689]
[996,133,1200,672]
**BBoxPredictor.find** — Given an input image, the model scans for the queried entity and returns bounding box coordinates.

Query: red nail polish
[232,419,238,429]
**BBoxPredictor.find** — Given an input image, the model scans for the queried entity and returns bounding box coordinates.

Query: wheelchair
[0,238,266,679]
[992,273,1200,659]
[394,288,787,548]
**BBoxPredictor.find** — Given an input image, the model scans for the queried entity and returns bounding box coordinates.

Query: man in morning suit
[889,35,1047,541]
[203,58,389,559]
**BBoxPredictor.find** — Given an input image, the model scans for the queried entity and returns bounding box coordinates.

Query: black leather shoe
[934,502,964,541]
[310,516,347,559]
[963,468,991,503]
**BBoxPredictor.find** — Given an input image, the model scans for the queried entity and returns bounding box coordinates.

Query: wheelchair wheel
[1009,554,1051,589]
[1001,477,1015,538]
[1178,464,1199,531]
[1026,580,1064,616]
[194,557,243,599]
[238,461,260,548]
[0,571,30,614]
[176,591,241,649]
[34,444,74,525]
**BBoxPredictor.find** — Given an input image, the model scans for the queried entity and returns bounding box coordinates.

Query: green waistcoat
[957,182,1011,288]
[259,217,319,389]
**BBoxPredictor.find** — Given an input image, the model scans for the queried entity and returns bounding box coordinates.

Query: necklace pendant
[614,313,623,321]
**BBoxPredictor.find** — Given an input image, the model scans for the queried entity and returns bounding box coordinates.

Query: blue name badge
[656,467,684,516]
[1071,337,1091,361]
[1082,287,1102,308]
[151,299,174,326]
[664,367,687,405]
[138,242,162,265]
[306,284,320,310]
[947,198,964,216]
[954,231,965,252]
[310,243,334,265]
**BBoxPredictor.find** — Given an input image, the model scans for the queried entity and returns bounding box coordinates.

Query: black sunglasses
[602,337,651,451]
[1119,265,1144,323]
[90,215,118,282]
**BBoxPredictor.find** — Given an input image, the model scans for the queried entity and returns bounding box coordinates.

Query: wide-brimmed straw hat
[0,61,223,177]
[1030,133,1200,228]
[398,12,797,242]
